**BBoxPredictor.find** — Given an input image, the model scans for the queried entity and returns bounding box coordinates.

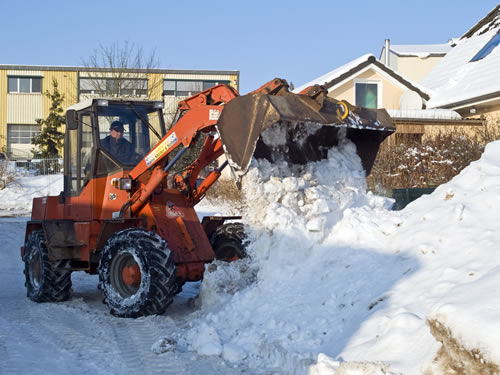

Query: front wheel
[23,231,72,302]
[210,223,247,261]
[98,228,177,318]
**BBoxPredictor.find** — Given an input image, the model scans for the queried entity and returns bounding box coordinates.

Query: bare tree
[81,41,162,98]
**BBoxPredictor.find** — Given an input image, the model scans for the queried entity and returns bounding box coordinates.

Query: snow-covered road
[0,217,263,375]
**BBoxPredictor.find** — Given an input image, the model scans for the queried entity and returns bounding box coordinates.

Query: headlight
[119,178,132,190]
[111,177,132,190]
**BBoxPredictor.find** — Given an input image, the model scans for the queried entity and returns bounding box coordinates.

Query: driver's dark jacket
[101,136,135,164]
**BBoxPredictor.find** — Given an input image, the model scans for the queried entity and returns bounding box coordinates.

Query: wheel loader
[21,78,395,317]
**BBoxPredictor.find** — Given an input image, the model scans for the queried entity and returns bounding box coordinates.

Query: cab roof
[66,97,163,112]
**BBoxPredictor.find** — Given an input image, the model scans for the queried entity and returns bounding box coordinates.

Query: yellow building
[0,65,239,159]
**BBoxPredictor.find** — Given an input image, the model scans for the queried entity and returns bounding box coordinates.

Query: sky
[1,0,499,93]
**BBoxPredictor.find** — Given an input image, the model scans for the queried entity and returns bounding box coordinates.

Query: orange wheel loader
[21,79,395,317]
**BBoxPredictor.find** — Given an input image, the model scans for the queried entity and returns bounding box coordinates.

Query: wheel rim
[29,252,42,289]
[109,252,142,298]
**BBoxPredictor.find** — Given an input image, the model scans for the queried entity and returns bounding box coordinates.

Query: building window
[470,32,500,62]
[7,77,42,93]
[79,78,148,96]
[7,124,41,144]
[355,82,379,108]
[163,79,230,96]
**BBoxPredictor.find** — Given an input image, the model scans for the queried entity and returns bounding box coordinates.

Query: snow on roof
[294,54,374,93]
[66,99,94,112]
[390,43,452,57]
[294,54,432,98]
[423,5,500,109]
[387,108,462,120]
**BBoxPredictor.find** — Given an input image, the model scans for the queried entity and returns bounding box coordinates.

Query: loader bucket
[216,90,395,177]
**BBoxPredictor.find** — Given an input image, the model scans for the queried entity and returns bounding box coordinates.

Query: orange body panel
[74,222,91,262]
[31,196,64,220]
[145,189,215,264]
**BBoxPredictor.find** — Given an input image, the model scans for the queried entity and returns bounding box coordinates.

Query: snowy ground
[1,140,500,374]
[0,216,260,374]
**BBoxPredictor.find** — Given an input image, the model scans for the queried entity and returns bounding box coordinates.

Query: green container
[391,188,436,210]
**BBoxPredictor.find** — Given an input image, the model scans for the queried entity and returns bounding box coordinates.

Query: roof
[461,4,500,40]
[389,43,452,57]
[387,109,462,120]
[66,97,163,112]
[294,54,431,100]
[0,64,239,76]
[422,4,500,109]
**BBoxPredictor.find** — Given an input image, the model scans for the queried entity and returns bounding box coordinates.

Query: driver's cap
[110,121,124,131]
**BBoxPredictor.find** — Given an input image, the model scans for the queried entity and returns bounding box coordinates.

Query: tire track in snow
[28,303,121,372]
[109,317,180,374]
[0,218,256,374]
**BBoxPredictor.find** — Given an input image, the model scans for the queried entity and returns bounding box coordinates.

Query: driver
[101,121,135,163]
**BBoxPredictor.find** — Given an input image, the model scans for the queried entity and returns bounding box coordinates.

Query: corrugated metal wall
[7,94,43,123]
[148,73,164,99]
[79,71,148,79]
[7,69,43,76]
[0,70,7,150]
[6,69,44,124]
[42,70,79,116]
[164,73,233,81]
[163,73,239,90]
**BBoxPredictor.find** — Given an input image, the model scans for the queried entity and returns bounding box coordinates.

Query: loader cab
[64,99,166,197]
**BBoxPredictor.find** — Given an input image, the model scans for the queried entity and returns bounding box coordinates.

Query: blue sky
[1,0,498,93]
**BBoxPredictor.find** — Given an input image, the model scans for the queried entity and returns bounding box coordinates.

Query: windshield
[97,102,164,166]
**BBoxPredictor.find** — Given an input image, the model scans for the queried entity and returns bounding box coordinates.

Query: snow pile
[324,141,500,373]
[187,138,396,373]
[0,174,63,215]
[183,139,500,374]
[428,268,500,367]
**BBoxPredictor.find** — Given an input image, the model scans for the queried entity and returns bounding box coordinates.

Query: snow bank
[428,268,500,368]
[181,139,500,374]
[336,141,500,374]
[187,138,397,373]
[421,141,500,372]
[0,174,63,215]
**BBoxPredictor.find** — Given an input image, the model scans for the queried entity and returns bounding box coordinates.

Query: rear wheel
[98,228,177,318]
[23,231,72,302]
[210,223,247,261]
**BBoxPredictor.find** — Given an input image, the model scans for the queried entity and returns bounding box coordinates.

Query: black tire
[210,223,247,261]
[23,230,72,303]
[98,228,177,318]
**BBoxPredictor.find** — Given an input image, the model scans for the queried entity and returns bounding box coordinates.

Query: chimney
[385,39,390,66]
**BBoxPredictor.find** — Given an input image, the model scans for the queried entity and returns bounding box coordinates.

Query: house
[294,54,483,145]
[421,4,500,119]
[379,40,452,83]
[0,66,239,158]
[294,54,431,111]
